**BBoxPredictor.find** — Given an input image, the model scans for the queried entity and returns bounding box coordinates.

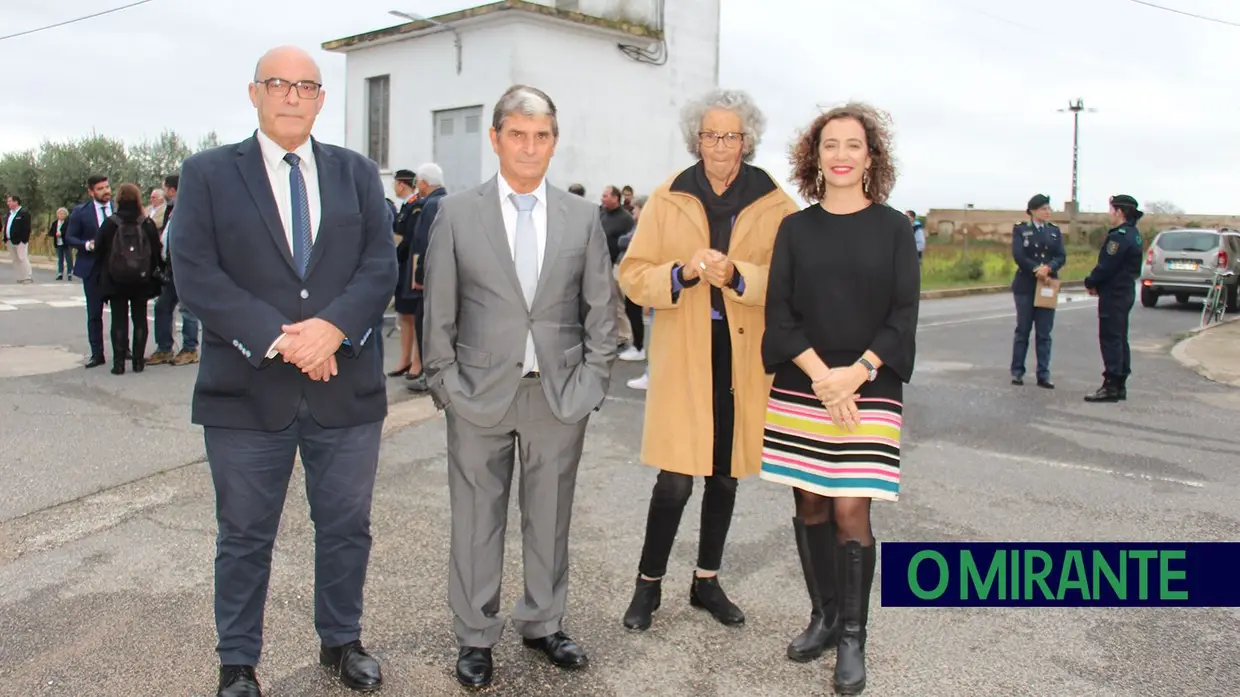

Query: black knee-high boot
[110,324,127,375]
[132,325,148,372]
[787,519,841,661]
[833,540,876,695]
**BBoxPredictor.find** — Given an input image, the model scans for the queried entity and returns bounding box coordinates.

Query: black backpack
[107,215,151,285]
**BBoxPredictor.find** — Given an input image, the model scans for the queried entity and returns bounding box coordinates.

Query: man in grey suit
[421,84,618,689]
[172,46,396,697]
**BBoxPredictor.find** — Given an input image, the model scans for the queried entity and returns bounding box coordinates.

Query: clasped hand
[683,249,735,288]
[812,365,867,431]
[275,318,345,382]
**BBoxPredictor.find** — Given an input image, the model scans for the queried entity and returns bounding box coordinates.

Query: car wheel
[1140,287,1159,308]
[1175,293,1190,304]
[1226,284,1239,313]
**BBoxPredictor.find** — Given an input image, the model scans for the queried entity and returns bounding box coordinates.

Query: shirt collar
[256,128,315,171]
[497,174,547,208]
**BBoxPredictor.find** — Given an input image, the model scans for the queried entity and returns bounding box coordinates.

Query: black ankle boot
[689,574,745,626]
[1084,377,1121,403]
[833,541,876,695]
[788,518,841,662]
[622,576,662,630]
[132,328,148,373]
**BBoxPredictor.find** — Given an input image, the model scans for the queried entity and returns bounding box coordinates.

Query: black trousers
[637,319,737,578]
[108,293,149,360]
[83,275,105,358]
[624,297,645,351]
[205,400,383,666]
[1098,285,1135,380]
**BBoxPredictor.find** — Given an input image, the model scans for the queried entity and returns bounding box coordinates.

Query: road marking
[2,298,41,305]
[926,443,1206,488]
[0,304,15,311]
[919,303,1095,329]
[45,300,85,308]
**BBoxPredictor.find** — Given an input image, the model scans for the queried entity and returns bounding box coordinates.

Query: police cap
[394,169,416,183]
[1109,194,1139,209]
[1026,194,1051,213]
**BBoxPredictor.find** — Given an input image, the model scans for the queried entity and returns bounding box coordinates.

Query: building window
[366,75,390,170]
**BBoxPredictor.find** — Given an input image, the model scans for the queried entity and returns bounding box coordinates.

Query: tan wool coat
[618,169,799,479]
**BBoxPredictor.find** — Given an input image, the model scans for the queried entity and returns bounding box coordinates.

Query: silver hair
[150,188,165,198]
[679,88,765,163]
[492,84,559,137]
[415,162,444,187]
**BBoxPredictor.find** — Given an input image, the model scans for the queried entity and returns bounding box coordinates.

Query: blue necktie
[284,152,313,276]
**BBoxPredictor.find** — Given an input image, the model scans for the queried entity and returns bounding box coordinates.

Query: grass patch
[921,238,1096,289]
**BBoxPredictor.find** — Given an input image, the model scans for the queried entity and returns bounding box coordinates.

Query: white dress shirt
[255,128,321,249]
[496,175,548,373]
[257,129,323,359]
[95,201,112,227]
[4,208,16,238]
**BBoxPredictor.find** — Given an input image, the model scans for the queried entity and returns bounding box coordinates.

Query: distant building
[322,0,721,197]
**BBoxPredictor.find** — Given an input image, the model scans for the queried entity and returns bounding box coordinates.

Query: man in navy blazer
[64,176,114,367]
[171,45,397,697]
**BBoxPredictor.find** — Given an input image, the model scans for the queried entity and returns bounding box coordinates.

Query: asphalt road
[1,260,1238,696]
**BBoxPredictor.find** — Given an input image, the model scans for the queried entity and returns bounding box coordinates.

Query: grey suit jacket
[422,175,618,428]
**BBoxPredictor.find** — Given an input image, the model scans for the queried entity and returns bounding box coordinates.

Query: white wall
[337,0,719,200]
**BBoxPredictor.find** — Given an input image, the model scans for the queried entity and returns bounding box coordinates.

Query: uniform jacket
[1085,223,1143,293]
[1010,220,1067,295]
[618,166,798,479]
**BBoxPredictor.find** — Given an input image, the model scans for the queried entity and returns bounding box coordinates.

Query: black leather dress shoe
[1011,376,1024,385]
[217,665,261,697]
[320,640,382,691]
[522,631,589,669]
[1037,379,1054,389]
[456,646,493,688]
[84,356,106,369]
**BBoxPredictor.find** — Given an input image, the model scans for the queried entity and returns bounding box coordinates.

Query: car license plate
[1168,261,1199,271]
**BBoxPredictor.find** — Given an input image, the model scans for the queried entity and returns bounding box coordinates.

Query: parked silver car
[1140,228,1240,311]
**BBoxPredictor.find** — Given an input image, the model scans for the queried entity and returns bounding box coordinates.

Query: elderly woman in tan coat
[617,88,797,632]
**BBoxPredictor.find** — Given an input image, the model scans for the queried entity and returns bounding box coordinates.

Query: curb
[919,280,1085,300]
[1169,316,1240,388]
[4,256,1077,302]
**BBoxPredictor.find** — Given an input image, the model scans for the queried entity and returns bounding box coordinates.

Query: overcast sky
[2,0,1237,214]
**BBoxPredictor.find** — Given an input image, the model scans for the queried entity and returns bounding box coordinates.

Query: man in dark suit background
[4,195,33,284]
[65,176,114,367]
[171,45,397,697]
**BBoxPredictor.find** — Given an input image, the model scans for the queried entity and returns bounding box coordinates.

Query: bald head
[249,45,326,152]
[254,45,321,83]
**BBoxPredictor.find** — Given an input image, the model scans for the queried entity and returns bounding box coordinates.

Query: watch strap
[857,358,877,381]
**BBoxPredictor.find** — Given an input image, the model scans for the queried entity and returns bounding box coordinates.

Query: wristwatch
[857,358,878,382]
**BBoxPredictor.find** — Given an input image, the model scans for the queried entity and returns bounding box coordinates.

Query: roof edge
[322,0,663,53]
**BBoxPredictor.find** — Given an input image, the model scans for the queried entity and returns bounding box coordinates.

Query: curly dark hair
[788,102,897,204]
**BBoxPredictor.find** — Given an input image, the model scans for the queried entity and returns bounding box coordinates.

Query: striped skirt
[759,386,903,501]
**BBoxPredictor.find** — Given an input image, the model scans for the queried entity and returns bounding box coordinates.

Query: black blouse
[761,203,920,383]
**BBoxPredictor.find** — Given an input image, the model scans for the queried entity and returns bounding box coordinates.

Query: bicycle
[1200,269,1235,328]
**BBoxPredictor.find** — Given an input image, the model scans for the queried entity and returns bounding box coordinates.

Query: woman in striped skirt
[760,102,919,695]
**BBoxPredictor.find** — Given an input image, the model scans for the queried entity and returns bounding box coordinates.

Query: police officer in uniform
[1010,193,1066,388]
[1083,194,1144,403]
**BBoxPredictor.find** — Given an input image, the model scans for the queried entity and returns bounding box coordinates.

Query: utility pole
[1058,98,1096,242]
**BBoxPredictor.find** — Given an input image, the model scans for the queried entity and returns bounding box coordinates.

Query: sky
[2,0,1238,215]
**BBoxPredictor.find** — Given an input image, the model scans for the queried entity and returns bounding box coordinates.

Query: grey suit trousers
[447,376,589,647]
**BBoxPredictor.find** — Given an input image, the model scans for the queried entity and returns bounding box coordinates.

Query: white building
[321,0,720,198]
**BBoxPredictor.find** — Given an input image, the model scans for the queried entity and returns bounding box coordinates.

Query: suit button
[300,289,309,299]
[737,327,745,334]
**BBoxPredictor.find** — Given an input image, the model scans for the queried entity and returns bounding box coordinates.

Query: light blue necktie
[510,192,539,372]
[510,193,539,305]
[285,152,313,276]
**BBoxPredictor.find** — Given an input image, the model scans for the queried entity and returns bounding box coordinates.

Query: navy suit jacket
[171,133,398,431]
[65,201,105,278]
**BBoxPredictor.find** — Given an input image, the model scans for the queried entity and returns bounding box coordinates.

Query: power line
[0,0,160,43]
[1125,0,1240,27]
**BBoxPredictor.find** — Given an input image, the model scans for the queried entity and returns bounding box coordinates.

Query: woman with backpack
[95,182,163,375]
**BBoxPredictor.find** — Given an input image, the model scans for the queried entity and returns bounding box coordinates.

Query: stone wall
[924,208,1240,244]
